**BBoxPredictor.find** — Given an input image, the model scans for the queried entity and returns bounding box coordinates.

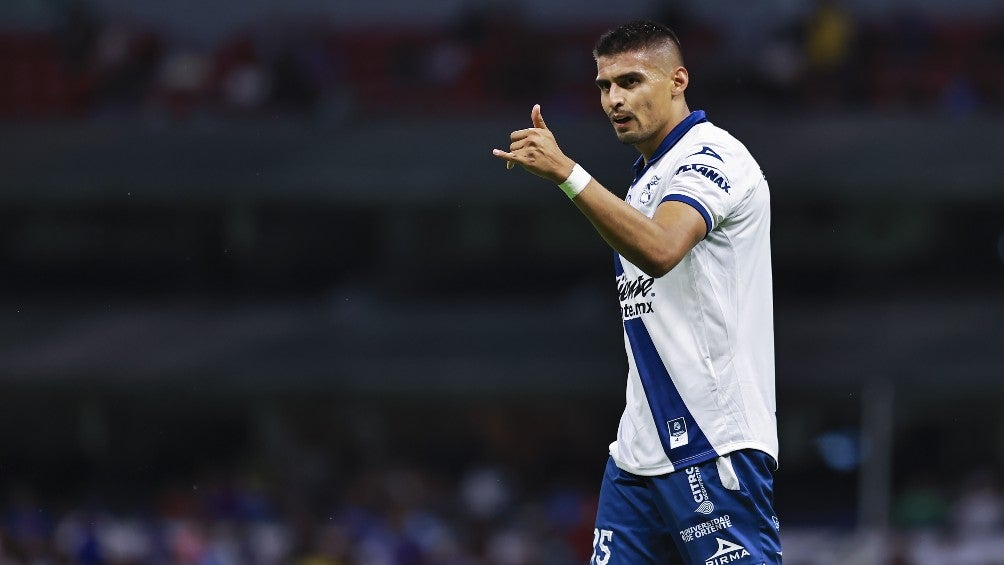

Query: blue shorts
[591,450,781,564]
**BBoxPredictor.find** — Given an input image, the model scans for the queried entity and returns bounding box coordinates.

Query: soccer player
[492,20,781,564]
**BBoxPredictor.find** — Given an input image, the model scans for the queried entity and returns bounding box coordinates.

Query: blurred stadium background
[1,0,1003,563]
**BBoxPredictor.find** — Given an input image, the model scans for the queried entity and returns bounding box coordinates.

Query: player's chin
[614,130,645,146]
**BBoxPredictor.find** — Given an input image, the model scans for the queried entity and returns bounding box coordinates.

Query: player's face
[595,49,680,157]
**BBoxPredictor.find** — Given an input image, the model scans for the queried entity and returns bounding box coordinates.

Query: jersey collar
[631,110,707,183]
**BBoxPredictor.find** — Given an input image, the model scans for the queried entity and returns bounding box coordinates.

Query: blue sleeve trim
[661,194,712,237]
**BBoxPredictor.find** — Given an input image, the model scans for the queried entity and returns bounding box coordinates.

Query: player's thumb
[531,104,548,130]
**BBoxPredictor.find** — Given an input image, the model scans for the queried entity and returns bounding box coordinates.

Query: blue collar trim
[632,110,708,182]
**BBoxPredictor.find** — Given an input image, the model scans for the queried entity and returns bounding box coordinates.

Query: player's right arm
[571,179,706,278]
[492,105,705,278]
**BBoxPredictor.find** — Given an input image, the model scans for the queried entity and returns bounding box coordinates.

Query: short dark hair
[593,20,683,62]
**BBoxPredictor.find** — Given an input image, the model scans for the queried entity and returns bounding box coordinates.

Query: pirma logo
[688,146,724,162]
[704,537,750,564]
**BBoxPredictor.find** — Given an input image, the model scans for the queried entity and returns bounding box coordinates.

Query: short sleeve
[660,144,738,236]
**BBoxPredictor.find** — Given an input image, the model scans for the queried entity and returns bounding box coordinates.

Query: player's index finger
[509,128,534,141]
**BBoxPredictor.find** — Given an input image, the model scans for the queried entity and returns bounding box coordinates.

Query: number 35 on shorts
[591,528,613,565]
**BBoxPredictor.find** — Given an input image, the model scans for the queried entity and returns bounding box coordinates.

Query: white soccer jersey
[609,110,778,476]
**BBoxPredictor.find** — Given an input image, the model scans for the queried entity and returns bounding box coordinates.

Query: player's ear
[672,66,689,95]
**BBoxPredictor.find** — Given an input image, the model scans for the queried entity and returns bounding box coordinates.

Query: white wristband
[558,163,591,199]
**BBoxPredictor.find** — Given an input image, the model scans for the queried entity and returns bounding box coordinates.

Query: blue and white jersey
[610,110,777,476]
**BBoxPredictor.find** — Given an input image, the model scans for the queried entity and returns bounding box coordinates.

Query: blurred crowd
[0,395,1002,565]
[0,401,607,565]
[2,458,1004,564]
[1,1,1003,122]
[0,464,596,564]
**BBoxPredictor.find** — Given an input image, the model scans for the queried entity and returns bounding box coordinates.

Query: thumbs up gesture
[493,104,575,184]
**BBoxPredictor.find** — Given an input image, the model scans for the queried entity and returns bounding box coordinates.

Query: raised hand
[492,104,575,184]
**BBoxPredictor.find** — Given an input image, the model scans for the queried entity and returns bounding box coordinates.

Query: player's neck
[637,103,691,165]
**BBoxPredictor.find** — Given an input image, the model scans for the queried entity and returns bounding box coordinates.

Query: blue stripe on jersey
[614,253,624,277]
[623,317,717,468]
[661,194,712,237]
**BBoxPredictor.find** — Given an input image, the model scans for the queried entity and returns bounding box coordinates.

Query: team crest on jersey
[639,175,660,204]
[668,417,689,449]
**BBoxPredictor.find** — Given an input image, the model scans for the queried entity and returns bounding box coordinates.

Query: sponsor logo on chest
[617,273,656,320]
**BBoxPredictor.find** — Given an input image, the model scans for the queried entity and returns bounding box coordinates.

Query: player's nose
[604,88,624,108]
[608,84,626,104]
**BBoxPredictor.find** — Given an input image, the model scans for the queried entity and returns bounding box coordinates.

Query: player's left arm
[492,105,705,278]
